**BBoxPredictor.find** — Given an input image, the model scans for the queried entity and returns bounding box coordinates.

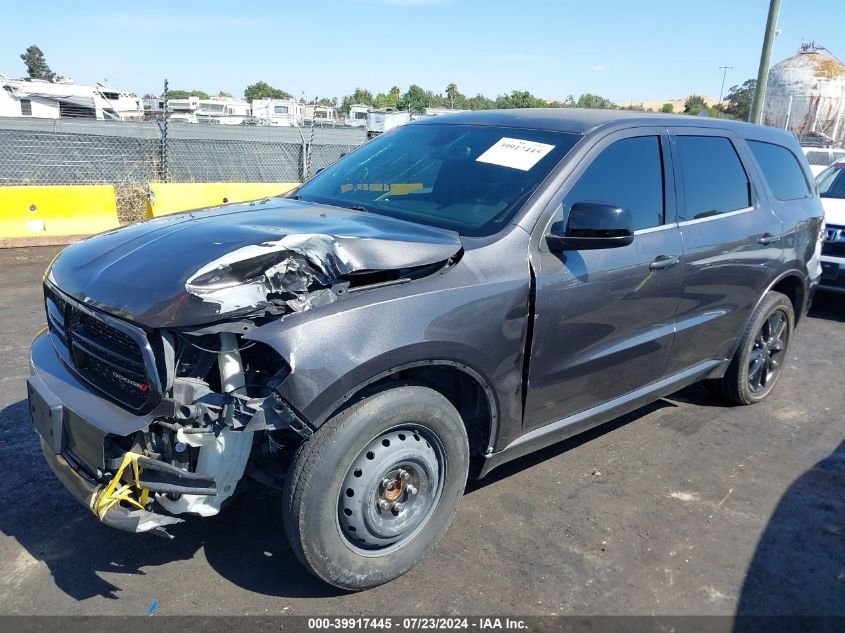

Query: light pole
[749,0,782,124]
[718,66,733,106]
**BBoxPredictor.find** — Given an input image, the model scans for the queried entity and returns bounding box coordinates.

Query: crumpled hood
[48,198,463,328]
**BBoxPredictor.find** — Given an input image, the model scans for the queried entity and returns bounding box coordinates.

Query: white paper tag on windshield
[476,137,555,171]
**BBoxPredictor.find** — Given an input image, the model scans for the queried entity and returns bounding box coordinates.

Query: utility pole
[749,0,781,124]
[718,66,733,105]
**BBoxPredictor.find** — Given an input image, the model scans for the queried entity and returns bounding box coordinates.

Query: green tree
[466,93,495,110]
[398,84,429,112]
[243,81,291,102]
[167,89,210,100]
[683,94,709,114]
[217,90,233,98]
[495,90,546,109]
[563,95,577,108]
[316,96,338,108]
[660,103,674,113]
[341,88,375,113]
[446,83,459,109]
[20,45,55,80]
[374,86,401,109]
[723,79,756,121]
[576,93,615,109]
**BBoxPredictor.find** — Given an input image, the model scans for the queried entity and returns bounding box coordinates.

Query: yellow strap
[93,452,151,520]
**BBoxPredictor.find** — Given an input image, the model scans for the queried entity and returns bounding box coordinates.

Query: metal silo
[763,43,845,145]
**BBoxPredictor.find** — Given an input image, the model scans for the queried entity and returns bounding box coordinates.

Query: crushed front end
[29,281,310,538]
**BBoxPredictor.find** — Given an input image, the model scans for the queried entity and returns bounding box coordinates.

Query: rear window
[748,140,810,201]
[674,136,751,221]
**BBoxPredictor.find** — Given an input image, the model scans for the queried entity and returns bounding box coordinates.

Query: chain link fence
[0,119,366,222]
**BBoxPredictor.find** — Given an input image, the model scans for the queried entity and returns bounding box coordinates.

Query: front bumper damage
[28,328,309,538]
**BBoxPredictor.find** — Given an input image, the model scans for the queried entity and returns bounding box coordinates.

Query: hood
[822,197,845,227]
[48,198,463,328]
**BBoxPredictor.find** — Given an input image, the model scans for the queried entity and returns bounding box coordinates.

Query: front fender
[245,235,531,447]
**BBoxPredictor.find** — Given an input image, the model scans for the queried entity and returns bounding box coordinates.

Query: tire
[282,385,470,590]
[707,291,794,405]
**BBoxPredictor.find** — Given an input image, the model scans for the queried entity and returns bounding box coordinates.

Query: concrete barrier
[147,182,299,218]
[0,185,119,247]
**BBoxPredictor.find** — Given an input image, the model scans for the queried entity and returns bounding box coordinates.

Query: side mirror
[546,201,634,252]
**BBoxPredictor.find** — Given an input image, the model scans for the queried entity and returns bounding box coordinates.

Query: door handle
[757,233,779,245]
[649,255,680,271]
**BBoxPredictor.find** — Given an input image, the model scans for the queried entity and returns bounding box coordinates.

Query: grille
[823,241,845,258]
[44,284,160,412]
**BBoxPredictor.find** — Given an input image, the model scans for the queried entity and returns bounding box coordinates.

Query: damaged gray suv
[29,109,823,590]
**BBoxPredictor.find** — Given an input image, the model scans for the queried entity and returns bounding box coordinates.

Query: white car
[804,148,845,176]
[817,161,845,292]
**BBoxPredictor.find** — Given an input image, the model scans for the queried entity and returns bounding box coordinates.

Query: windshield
[817,164,845,199]
[295,123,580,236]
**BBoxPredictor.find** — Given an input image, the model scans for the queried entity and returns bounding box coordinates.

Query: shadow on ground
[735,440,845,618]
[0,399,339,601]
[807,291,845,324]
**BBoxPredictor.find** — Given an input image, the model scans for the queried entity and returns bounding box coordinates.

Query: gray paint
[37,109,825,470]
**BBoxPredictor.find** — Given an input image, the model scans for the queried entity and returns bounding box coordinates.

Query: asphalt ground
[0,246,843,617]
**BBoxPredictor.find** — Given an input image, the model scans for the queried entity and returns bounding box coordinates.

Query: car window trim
[533,127,676,250]
[667,127,758,222]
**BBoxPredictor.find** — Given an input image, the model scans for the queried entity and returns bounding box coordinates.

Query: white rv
[346,104,369,127]
[366,108,410,138]
[196,98,251,125]
[304,104,337,125]
[251,98,304,126]
[167,97,199,124]
[0,76,143,121]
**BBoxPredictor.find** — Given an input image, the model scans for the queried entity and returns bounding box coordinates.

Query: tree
[660,103,674,113]
[167,89,210,100]
[683,94,709,114]
[446,83,459,109]
[398,84,429,112]
[374,86,401,109]
[317,96,338,108]
[723,79,756,121]
[217,90,233,98]
[576,93,615,109]
[20,45,55,80]
[341,88,375,113]
[495,90,546,109]
[243,81,291,102]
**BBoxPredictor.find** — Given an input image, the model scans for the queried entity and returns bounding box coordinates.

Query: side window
[748,140,810,201]
[20,99,32,116]
[674,136,751,221]
[564,136,665,231]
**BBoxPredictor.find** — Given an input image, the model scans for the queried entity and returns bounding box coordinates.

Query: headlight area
[103,327,309,525]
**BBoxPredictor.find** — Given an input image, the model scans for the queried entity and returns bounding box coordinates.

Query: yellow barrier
[147,182,299,218]
[0,185,119,240]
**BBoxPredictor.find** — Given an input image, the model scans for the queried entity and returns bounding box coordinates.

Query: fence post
[160,79,169,183]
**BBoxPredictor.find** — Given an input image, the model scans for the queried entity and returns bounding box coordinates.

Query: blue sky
[2,0,844,103]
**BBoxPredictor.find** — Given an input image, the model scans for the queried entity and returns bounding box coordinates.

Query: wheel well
[338,365,495,459]
[771,275,805,323]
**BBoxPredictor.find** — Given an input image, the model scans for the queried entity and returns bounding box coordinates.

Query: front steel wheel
[338,426,446,555]
[283,385,469,590]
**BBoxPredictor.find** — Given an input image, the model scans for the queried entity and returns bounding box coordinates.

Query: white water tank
[763,43,845,144]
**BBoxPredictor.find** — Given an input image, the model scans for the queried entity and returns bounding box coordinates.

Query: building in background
[251,98,304,126]
[763,43,845,146]
[0,76,143,120]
